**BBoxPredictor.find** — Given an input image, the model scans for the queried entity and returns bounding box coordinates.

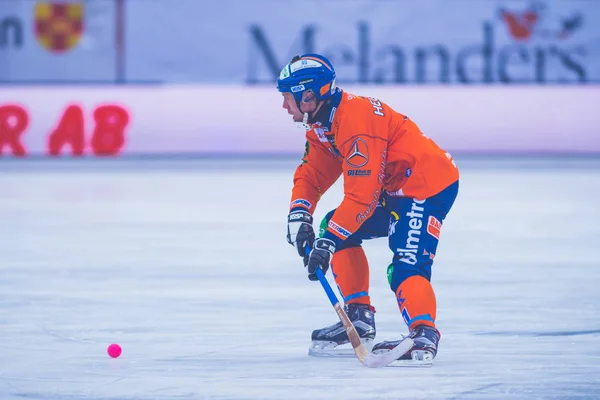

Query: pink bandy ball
[107,343,122,358]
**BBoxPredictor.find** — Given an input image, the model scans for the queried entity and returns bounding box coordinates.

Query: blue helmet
[277,54,336,105]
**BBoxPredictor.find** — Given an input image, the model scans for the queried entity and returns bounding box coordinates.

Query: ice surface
[1,157,599,400]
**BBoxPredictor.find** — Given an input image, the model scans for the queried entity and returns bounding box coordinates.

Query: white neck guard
[295,113,312,130]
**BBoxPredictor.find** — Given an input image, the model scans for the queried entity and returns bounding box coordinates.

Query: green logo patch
[386,264,394,286]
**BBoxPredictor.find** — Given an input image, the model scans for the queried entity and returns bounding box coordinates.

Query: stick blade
[362,337,415,368]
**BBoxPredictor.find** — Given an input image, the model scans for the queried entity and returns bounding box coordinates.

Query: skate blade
[387,350,434,368]
[308,339,374,358]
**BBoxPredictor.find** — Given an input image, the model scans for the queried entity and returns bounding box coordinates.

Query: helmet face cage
[277,54,336,106]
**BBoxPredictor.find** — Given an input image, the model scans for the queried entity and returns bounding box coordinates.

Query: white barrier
[0,85,598,156]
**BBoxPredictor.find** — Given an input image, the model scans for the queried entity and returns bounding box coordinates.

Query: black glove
[287,210,315,259]
[306,238,336,281]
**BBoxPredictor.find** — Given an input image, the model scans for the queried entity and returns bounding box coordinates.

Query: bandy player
[278,54,459,363]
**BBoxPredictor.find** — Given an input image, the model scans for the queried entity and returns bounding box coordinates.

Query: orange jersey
[290,90,459,242]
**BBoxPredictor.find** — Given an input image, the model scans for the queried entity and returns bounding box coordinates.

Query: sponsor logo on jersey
[290,198,312,209]
[423,249,435,259]
[328,220,351,238]
[368,97,385,117]
[346,138,369,168]
[356,189,380,223]
[347,169,371,176]
[405,168,412,177]
[328,106,337,124]
[388,219,398,236]
[377,149,387,185]
[396,199,426,265]
[314,127,329,143]
[326,134,340,156]
[427,216,442,240]
[302,141,310,163]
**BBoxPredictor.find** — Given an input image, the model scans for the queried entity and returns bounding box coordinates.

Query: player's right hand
[306,238,335,281]
[287,209,315,258]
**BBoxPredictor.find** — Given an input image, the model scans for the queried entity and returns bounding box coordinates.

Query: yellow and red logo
[34,2,84,53]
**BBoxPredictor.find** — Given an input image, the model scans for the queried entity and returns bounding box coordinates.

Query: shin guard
[331,246,370,305]
[395,275,437,330]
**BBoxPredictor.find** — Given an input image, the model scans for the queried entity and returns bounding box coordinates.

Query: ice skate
[308,303,376,357]
[371,325,440,366]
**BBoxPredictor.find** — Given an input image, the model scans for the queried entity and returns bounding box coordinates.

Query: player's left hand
[287,210,315,258]
[306,238,336,281]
